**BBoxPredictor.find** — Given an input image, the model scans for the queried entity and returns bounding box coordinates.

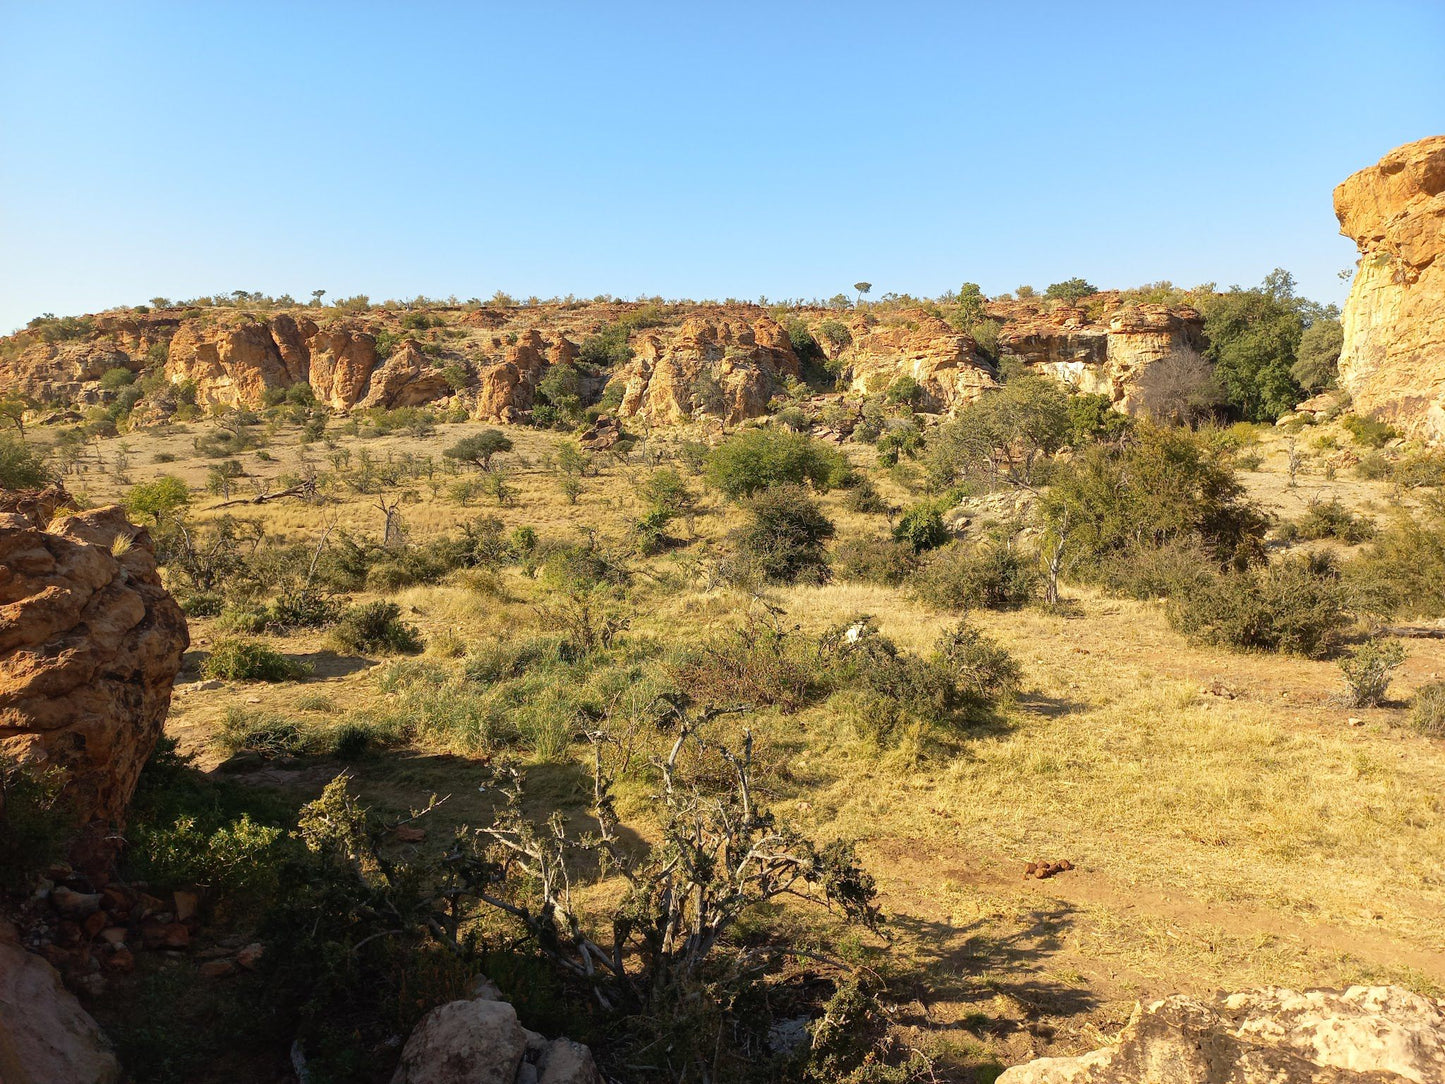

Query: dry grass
[67,412,1445,1073]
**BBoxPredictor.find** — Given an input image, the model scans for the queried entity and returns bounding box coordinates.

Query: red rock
[0,506,188,869]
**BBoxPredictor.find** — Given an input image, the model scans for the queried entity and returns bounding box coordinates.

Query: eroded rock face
[996,301,1204,410]
[610,315,799,425]
[838,310,997,411]
[1335,135,1445,443]
[996,985,1445,1084]
[0,922,121,1084]
[0,503,188,859]
[358,340,452,410]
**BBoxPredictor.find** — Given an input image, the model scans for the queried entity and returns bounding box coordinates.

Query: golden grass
[80,412,1445,1069]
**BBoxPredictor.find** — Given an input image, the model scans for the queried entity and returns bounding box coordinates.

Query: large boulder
[1335,135,1445,443]
[0,502,188,865]
[390,983,601,1084]
[0,922,122,1084]
[997,985,1445,1084]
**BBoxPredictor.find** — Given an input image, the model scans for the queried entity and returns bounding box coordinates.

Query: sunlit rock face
[1335,135,1445,443]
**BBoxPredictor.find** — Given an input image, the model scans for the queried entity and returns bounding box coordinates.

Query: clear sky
[2,1,1442,332]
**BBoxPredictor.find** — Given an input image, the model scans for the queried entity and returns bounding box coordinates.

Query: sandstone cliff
[0,499,188,864]
[994,298,1205,410]
[608,314,800,425]
[1335,135,1445,443]
[829,309,998,411]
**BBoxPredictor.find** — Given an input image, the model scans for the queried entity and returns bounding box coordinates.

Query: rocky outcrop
[836,310,997,410]
[1335,136,1445,443]
[610,315,799,425]
[997,985,1445,1084]
[0,922,121,1084]
[475,330,550,422]
[306,323,379,409]
[390,982,601,1084]
[358,340,452,410]
[0,503,188,863]
[996,302,1204,410]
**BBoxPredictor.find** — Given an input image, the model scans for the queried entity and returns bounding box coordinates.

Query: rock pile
[1335,135,1445,443]
[997,985,1445,1084]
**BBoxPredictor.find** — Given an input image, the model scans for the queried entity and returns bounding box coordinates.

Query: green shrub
[835,537,919,586]
[99,366,137,390]
[0,756,72,890]
[127,808,283,899]
[1094,538,1218,601]
[892,505,949,552]
[915,543,1038,611]
[730,484,835,583]
[0,434,51,489]
[705,428,851,499]
[1167,556,1347,657]
[1040,424,1268,579]
[1339,639,1405,708]
[202,639,312,682]
[125,475,191,524]
[1342,414,1399,448]
[1296,498,1376,543]
[216,709,309,756]
[841,477,892,516]
[1410,682,1445,737]
[332,602,423,655]
[1345,500,1445,619]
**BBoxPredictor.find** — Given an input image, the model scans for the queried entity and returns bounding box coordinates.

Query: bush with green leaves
[835,537,920,586]
[1040,424,1268,582]
[914,541,1038,611]
[202,639,312,682]
[1295,498,1376,543]
[705,428,851,499]
[730,484,835,583]
[1065,392,1133,445]
[1342,414,1399,449]
[125,474,191,524]
[0,755,72,890]
[444,429,513,469]
[1339,639,1406,708]
[924,375,1070,490]
[1167,556,1347,657]
[0,434,50,489]
[1410,682,1445,737]
[823,617,1020,742]
[892,504,949,552]
[1344,498,1445,619]
[332,601,423,655]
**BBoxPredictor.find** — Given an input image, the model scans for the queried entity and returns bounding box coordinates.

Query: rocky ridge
[1335,135,1445,443]
[1,296,1211,428]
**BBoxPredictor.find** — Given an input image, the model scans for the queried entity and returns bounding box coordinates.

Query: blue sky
[2,1,1442,332]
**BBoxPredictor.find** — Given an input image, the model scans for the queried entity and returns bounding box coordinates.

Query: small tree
[0,399,28,439]
[125,475,191,524]
[0,434,49,489]
[444,430,513,471]
[310,289,326,307]
[1044,277,1098,304]
[853,281,872,305]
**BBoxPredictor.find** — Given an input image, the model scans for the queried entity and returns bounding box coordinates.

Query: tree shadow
[1014,691,1088,719]
[885,904,1101,1040]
